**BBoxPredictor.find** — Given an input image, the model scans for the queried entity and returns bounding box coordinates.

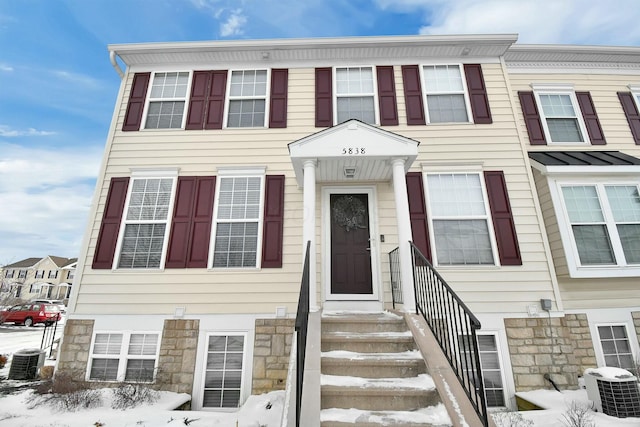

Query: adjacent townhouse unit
[2,256,77,301]
[57,34,640,420]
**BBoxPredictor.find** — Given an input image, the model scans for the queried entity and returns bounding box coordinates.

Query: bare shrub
[111,383,159,409]
[492,410,534,427]
[560,401,595,427]
[27,371,102,412]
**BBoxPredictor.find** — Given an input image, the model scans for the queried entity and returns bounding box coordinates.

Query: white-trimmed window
[48,270,58,279]
[88,332,160,382]
[533,88,588,144]
[422,64,470,123]
[35,270,44,279]
[18,270,26,279]
[202,334,245,408]
[425,172,496,266]
[559,183,640,268]
[226,69,268,128]
[211,173,264,268]
[5,270,14,278]
[144,71,190,129]
[597,324,635,371]
[335,66,377,125]
[116,176,176,269]
[67,270,75,280]
[460,334,506,407]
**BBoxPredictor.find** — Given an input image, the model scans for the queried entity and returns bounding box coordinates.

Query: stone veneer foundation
[252,318,295,395]
[632,312,640,344]
[56,319,94,375]
[156,319,199,395]
[504,313,597,391]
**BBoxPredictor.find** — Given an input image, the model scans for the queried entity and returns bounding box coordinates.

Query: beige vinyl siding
[510,70,640,310]
[76,63,556,316]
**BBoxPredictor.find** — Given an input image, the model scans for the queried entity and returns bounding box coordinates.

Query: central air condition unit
[584,368,640,418]
[8,348,46,380]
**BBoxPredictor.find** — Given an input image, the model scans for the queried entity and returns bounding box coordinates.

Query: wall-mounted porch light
[344,167,356,178]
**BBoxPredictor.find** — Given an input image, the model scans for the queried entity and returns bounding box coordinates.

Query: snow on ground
[322,349,424,360]
[321,404,452,425]
[321,373,436,390]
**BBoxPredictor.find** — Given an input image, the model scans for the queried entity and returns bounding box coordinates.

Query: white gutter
[109,50,124,79]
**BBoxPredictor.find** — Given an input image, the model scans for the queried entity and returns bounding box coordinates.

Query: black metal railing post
[294,241,311,427]
[388,247,403,308]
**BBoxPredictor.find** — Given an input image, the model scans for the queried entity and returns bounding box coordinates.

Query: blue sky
[1,0,640,264]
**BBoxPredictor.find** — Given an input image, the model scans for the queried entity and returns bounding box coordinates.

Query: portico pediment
[288,120,419,186]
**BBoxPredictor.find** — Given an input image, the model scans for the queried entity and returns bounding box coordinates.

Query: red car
[0,303,61,327]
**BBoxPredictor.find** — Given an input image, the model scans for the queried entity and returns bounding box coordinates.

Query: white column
[302,159,318,312]
[391,158,416,312]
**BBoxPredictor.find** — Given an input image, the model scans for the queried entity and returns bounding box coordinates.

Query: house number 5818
[342,147,365,155]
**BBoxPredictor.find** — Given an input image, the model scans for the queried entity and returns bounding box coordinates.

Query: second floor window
[536,92,586,143]
[35,270,44,278]
[5,270,14,278]
[116,177,175,269]
[226,70,268,128]
[335,66,376,125]
[422,64,469,123]
[48,270,58,279]
[144,72,190,129]
[18,270,26,279]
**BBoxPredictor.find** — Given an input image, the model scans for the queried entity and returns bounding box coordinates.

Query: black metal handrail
[294,241,311,427]
[388,247,403,308]
[409,242,489,427]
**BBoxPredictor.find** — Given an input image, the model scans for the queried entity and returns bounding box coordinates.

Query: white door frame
[321,185,382,302]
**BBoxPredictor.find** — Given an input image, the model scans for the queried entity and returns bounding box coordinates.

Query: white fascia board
[532,164,640,176]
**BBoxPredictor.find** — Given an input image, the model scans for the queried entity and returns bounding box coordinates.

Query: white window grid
[201,333,247,409]
[114,176,177,269]
[596,324,636,372]
[48,270,58,279]
[210,174,265,269]
[225,69,269,128]
[559,182,640,268]
[333,66,379,125]
[143,71,191,129]
[459,333,507,408]
[421,64,471,124]
[35,270,44,279]
[88,332,160,382]
[67,270,75,280]
[424,172,498,266]
[18,270,26,279]
[5,270,13,278]
[533,90,589,144]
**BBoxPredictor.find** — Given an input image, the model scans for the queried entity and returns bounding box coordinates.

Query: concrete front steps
[319,311,452,427]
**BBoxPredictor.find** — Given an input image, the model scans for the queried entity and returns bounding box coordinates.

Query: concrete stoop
[319,312,453,427]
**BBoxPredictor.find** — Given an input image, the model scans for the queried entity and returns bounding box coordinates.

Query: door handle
[365,247,371,251]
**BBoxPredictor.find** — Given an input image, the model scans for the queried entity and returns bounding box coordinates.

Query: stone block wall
[504,313,596,392]
[632,312,640,344]
[56,319,94,376]
[252,318,295,395]
[156,319,199,395]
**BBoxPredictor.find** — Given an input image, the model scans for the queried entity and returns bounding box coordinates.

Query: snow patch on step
[322,310,403,318]
[320,403,452,425]
[322,350,424,360]
[321,373,436,390]
[326,330,412,338]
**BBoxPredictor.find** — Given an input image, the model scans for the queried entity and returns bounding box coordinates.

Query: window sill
[568,265,640,278]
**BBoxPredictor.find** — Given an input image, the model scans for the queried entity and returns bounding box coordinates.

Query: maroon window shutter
[401,65,426,125]
[575,92,606,145]
[376,66,399,126]
[165,177,196,268]
[92,177,130,269]
[518,91,547,145]
[484,171,522,266]
[122,73,150,131]
[464,64,492,124]
[262,175,285,268]
[269,69,288,128]
[205,70,228,129]
[188,177,216,267]
[405,172,432,263]
[618,92,640,144]
[315,68,333,127]
[185,71,211,130]
[166,177,216,268]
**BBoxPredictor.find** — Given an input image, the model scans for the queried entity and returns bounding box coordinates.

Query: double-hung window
[422,64,470,123]
[596,324,635,371]
[5,270,13,278]
[460,334,506,407]
[533,87,588,144]
[144,72,190,129]
[559,183,640,269]
[211,172,264,268]
[18,270,26,279]
[335,66,377,125]
[116,175,176,269]
[226,70,268,128]
[35,270,44,279]
[48,270,58,279]
[425,172,496,266]
[88,332,160,382]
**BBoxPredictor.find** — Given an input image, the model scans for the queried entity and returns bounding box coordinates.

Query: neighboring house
[56,34,640,416]
[2,256,76,300]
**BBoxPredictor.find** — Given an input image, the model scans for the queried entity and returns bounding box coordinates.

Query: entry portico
[288,119,419,312]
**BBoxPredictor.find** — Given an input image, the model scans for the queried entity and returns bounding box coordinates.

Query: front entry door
[330,193,373,294]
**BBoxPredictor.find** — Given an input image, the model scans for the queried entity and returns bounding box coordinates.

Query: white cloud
[220,9,247,37]
[0,64,12,72]
[375,0,640,45]
[0,143,101,261]
[0,125,56,137]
